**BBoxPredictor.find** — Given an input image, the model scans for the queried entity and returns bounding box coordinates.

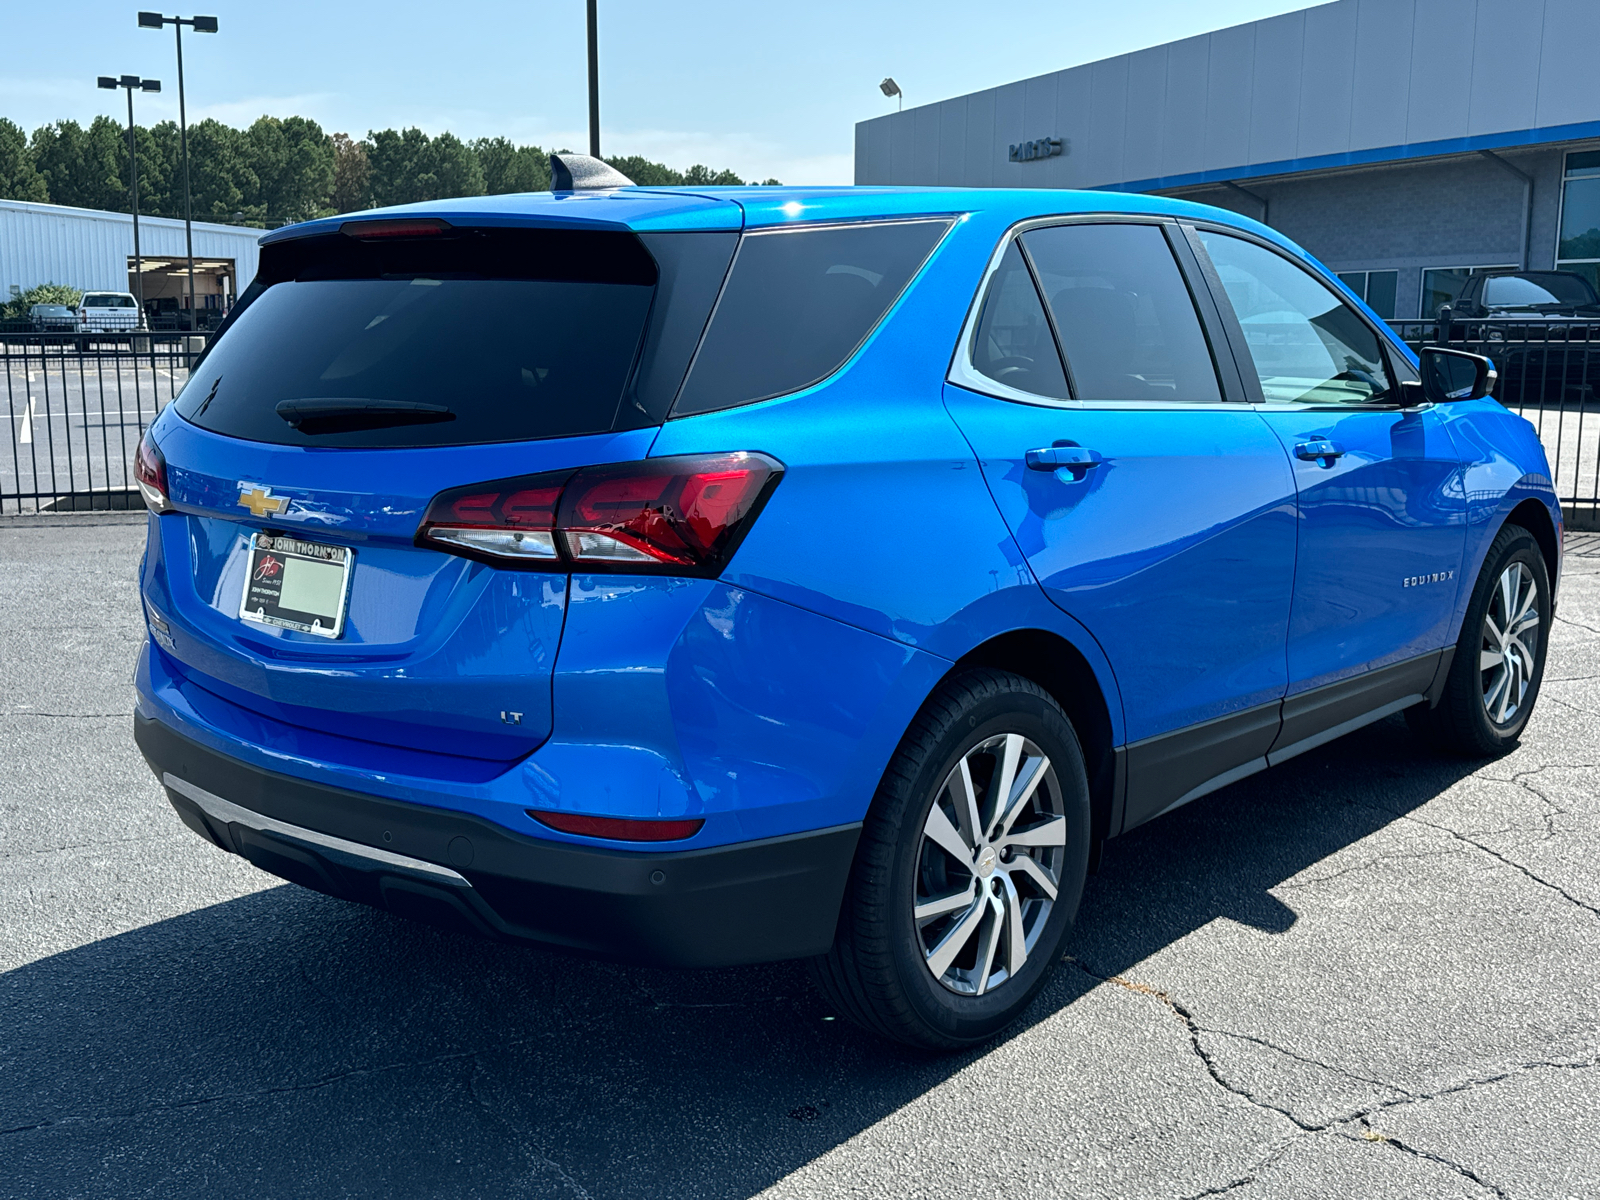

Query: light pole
[587,0,600,157]
[139,12,218,330]
[880,78,903,113]
[98,75,161,315]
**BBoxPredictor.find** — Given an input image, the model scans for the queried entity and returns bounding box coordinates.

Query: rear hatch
[146,203,741,763]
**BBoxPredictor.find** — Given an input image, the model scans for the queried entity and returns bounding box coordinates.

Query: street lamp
[98,74,161,315]
[139,11,218,331]
[880,77,902,112]
[587,0,600,157]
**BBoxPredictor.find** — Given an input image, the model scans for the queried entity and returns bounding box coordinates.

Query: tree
[682,164,744,186]
[30,118,125,211]
[416,132,483,201]
[0,118,48,202]
[2,282,82,320]
[330,133,371,213]
[184,118,258,223]
[473,136,549,194]
[366,127,429,207]
[247,115,335,225]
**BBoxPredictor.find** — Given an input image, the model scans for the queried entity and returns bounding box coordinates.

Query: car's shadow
[2,716,1481,1199]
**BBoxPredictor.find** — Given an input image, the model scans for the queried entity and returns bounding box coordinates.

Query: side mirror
[1419,346,1496,403]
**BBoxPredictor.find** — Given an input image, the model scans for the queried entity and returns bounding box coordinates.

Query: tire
[810,668,1092,1050]
[1407,524,1551,757]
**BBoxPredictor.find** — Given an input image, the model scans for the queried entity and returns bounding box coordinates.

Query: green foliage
[2,113,776,223]
[473,136,550,195]
[2,282,82,320]
[0,117,47,202]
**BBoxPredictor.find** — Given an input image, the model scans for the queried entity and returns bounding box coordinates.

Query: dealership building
[1,199,261,320]
[855,0,1600,321]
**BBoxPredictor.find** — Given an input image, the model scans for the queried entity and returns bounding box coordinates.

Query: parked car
[132,166,1562,1048]
[1445,270,1600,406]
[28,303,78,333]
[1452,269,1600,318]
[77,291,145,334]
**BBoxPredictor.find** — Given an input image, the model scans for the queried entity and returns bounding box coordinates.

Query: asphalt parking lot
[3,511,1598,1199]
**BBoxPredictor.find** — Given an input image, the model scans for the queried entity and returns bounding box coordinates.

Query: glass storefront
[1557,150,1600,292]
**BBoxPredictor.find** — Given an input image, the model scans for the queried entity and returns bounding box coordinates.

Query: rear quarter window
[672,218,952,416]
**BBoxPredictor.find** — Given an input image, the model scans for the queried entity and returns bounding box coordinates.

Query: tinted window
[1020,223,1221,403]
[84,294,135,308]
[674,218,951,416]
[1483,273,1598,307]
[176,228,657,448]
[1199,231,1392,405]
[970,241,1068,399]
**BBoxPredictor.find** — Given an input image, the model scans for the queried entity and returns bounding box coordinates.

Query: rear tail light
[416,452,782,575]
[528,810,705,842]
[134,430,174,513]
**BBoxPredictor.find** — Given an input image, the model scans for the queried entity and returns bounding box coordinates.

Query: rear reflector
[528,810,705,842]
[416,452,782,575]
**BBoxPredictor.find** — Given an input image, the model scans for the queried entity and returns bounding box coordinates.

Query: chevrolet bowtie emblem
[238,484,288,518]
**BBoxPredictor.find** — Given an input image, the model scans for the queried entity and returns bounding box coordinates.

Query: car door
[944,219,1298,831]
[1189,228,1467,759]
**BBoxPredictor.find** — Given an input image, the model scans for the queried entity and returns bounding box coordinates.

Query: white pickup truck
[77,292,145,334]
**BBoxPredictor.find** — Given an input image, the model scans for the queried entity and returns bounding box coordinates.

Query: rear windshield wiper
[275,398,454,434]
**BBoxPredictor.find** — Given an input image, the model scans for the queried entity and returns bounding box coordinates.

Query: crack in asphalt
[0,832,181,861]
[1067,956,1600,1199]
[1275,845,1468,889]
[1555,613,1600,636]
[1348,1121,1509,1199]
[1391,809,1600,920]
[467,1060,594,1199]
[2,712,130,720]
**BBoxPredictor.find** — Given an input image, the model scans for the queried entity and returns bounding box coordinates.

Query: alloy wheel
[1480,561,1540,725]
[914,732,1066,996]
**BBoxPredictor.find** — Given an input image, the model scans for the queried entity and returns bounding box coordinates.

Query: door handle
[1294,439,1346,465]
[1026,446,1103,479]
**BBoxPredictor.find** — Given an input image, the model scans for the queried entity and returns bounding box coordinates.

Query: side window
[1197,231,1393,405]
[673,218,952,416]
[1021,223,1222,403]
[970,241,1069,399]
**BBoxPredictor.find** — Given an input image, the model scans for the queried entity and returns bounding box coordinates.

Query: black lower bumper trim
[135,714,860,967]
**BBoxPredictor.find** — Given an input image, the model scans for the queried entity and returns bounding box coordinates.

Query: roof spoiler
[549,153,635,192]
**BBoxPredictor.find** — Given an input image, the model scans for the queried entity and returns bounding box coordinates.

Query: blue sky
[4,0,1318,184]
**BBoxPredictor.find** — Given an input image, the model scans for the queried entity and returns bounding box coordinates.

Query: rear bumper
[135,714,860,967]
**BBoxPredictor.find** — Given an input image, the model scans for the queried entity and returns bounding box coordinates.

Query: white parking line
[18,396,36,444]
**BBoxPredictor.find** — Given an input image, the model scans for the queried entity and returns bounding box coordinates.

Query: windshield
[175,228,659,448]
[1482,273,1599,307]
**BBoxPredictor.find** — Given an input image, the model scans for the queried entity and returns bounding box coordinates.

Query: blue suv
[133,161,1562,1048]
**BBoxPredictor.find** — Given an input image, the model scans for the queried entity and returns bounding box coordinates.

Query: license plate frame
[238,532,353,639]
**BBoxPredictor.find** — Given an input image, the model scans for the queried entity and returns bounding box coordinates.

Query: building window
[1419,264,1516,318]
[1557,150,1600,292]
[1335,270,1398,321]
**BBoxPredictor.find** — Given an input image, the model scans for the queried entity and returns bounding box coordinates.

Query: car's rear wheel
[811,669,1091,1049]
[1407,524,1551,756]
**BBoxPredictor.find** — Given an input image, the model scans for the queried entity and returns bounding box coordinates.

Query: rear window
[1483,272,1599,307]
[84,294,136,308]
[672,218,952,416]
[175,227,661,448]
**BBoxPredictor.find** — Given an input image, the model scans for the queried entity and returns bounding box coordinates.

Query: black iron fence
[1,332,211,514]
[3,321,1598,524]
[1394,318,1600,526]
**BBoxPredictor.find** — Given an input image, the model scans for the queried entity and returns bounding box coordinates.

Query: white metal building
[856,0,1600,320]
[1,199,261,316]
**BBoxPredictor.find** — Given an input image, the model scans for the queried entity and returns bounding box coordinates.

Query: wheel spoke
[1002,814,1066,849]
[999,872,1028,978]
[972,892,1004,995]
[924,894,987,979]
[990,734,1024,834]
[1006,851,1059,900]
[1482,612,1505,649]
[950,756,983,850]
[1499,567,1517,627]
[1479,649,1503,672]
[1495,661,1515,722]
[1510,607,1540,637]
[923,802,974,865]
[1483,667,1508,716]
[915,880,977,924]
[996,753,1050,839]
